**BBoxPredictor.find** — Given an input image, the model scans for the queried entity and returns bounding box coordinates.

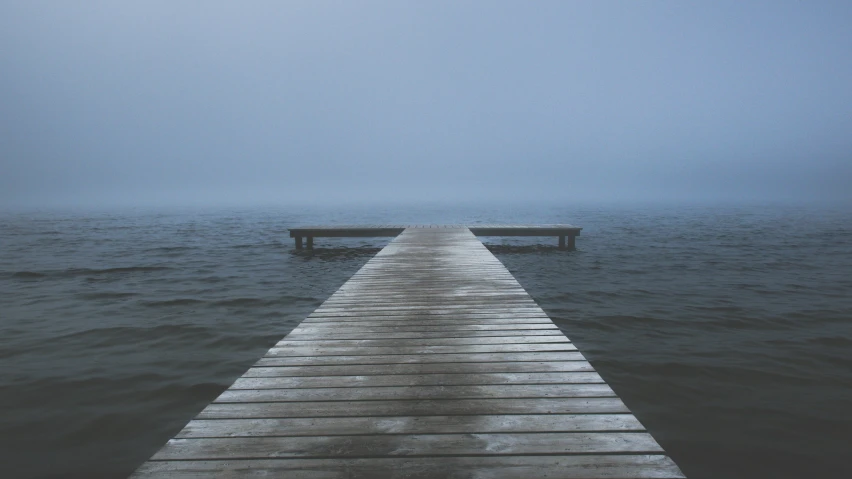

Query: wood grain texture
[176,414,645,438]
[130,227,684,478]
[254,351,590,366]
[194,397,632,419]
[133,455,683,479]
[152,432,664,460]
[242,361,596,377]
[233,372,604,387]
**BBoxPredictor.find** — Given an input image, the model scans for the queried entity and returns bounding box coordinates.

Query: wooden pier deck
[131,227,684,478]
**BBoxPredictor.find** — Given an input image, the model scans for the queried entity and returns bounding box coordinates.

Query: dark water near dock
[1,203,851,478]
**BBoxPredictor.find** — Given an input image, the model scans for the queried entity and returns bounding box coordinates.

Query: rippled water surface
[1,203,851,478]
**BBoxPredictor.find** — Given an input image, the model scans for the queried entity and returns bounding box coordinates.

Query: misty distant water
[1,202,851,479]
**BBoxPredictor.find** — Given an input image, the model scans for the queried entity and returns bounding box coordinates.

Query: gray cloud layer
[2,1,850,208]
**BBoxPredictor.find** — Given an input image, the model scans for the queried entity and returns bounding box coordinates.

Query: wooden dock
[131,227,684,478]
[289,224,582,249]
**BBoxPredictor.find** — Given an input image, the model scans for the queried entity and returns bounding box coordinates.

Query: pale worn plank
[196,397,632,418]
[264,342,578,357]
[312,305,546,313]
[285,331,563,340]
[230,372,605,389]
[175,414,645,438]
[132,455,683,479]
[290,323,559,332]
[307,311,551,319]
[301,316,553,324]
[254,351,589,366]
[273,335,570,348]
[152,432,664,460]
[213,383,616,403]
[243,360,595,377]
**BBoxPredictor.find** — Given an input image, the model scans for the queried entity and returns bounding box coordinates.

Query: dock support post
[559,235,566,249]
[567,234,576,250]
[307,236,313,250]
[295,236,303,249]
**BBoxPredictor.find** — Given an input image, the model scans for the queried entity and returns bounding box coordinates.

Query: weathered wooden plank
[318,299,539,306]
[254,351,589,366]
[301,316,553,324]
[307,309,550,318]
[469,225,581,237]
[285,330,563,340]
[231,372,604,389]
[310,310,549,318]
[333,278,523,284]
[243,361,595,377]
[214,383,615,402]
[286,329,565,345]
[153,432,662,460]
[325,291,535,298]
[320,299,538,306]
[176,414,644,438]
[197,397,631,418]
[273,335,570,348]
[290,323,559,332]
[132,455,684,479]
[317,301,540,308]
[334,284,525,289]
[288,227,404,238]
[264,342,578,357]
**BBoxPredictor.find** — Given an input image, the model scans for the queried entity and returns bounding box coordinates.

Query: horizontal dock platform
[131,227,683,478]
[289,224,582,249]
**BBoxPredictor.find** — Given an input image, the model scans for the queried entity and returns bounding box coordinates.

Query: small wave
[19,266,174,279]
[485,244,566,254]
[85,266,172,274]
[12,271,46,278]
[141,298,206,307]
[213,297,274,307]
[144,246,195,258]
[197,275,227,284]
[291,247,383,260]
[807,336,852,348]
[52,324,216,349]
[231,242,287,250]
[692,305,746,313]
[146,246,194,252]
[586,290,622,298]
[78,291,138,300]
[1,323,217,359]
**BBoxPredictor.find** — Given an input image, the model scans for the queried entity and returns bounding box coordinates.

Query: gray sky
[2,1,850,208]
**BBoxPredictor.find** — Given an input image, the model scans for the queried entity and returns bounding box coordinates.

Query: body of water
[1,202,851,478]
